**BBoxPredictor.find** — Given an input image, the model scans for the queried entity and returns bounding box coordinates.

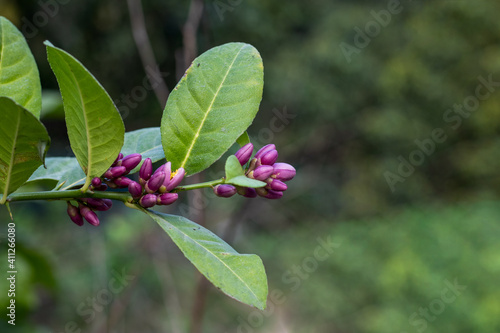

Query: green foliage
[28,157,84,190]
[0,17,272,310]
[145,210,268,310]
[46,42,125,191]
[0,97,49,203]
[161,43,264,175]
[120,127,165,172]
[224,155,265,188]
[0,17,42,118]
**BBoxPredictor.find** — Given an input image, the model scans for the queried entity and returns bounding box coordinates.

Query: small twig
[182,0,205,67]
[127,0,170,107]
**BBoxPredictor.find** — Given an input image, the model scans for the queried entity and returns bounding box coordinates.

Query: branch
[127,0,170,107]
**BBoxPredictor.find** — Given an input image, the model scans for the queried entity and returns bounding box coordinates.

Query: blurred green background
[1,0,500,332]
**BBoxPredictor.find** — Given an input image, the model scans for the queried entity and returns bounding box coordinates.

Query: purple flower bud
[145,172,166,193]
[82,198,112,211]
[140,194,157,208]
[251,165,274,181]
[121,153,142,171]
[114,177,133,188]
[139,158,153,182]
[255,144,276,159]
[128,181,143,198]
[235,143,254,165]
[67,202,83,226]
[260,150,278,165]
[214,184,237,198]
[264,189,284,200]
[95,183,108,191]
[266,178,288,191]
[104,166,127,179]
[166,168,185,191]
[159,162,172,193]
[236,186,257,198]
[272,163,296,181]
[79,204,100,226]
[91,177,102,188]
[112,153,124,166]
[157,193,178,205]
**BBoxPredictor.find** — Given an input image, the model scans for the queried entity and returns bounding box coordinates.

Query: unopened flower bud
[166,168,185,191]
[266,178,288,191]
[159,162,172,193]
[67,202,83,226]
[79,203,100,226]
[94,183,108,191]
[145,172,166,193]
[112,153,124,166]
[114,177,132,188]
[128,181,143,198]
[235,143,254,165]
[104,166,127,179]
[140,194,157,208]
[251,165,274,181]
[91,177,102,188]
[236,186,257,198]
[255,144,276,159]
[260,149,278,165]
[121,153,142,171]
[214,184,237,198]
[272,163,296,181]
[82,198,112,211]
[139,158,153,182]
[264,189,284,200]
[157,193,178,205]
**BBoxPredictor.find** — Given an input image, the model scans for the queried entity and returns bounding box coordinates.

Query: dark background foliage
[1,0,500,332]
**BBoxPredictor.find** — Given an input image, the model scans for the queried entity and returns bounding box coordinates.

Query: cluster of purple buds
[213,143,296,199]
[66,198,113,227]
[128,158,185,208]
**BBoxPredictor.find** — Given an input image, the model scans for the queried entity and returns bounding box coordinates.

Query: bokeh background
[1,0,500,332]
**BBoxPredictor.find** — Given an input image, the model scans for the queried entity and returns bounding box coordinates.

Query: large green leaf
[28,157,85,190]
[121,127,164,172]
[0,17,42,118]
[0,97,49,203]
[28,128,166,190]
[145,210,268,310]
[45,42,124,191]
[161,42,264,175]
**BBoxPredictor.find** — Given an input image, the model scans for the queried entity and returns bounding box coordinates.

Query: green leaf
[28,128,165,190]
[225,155,245,180]
[224,155,265,188]
[0,17,42,118]
[28,157,85,190]
[0,97,50,203]
[45,41,125,191]
[145,210,268,309]
[226,175,266,188]
[236,131,251,147]
[161,42,264,176]
[121,127,164,172]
